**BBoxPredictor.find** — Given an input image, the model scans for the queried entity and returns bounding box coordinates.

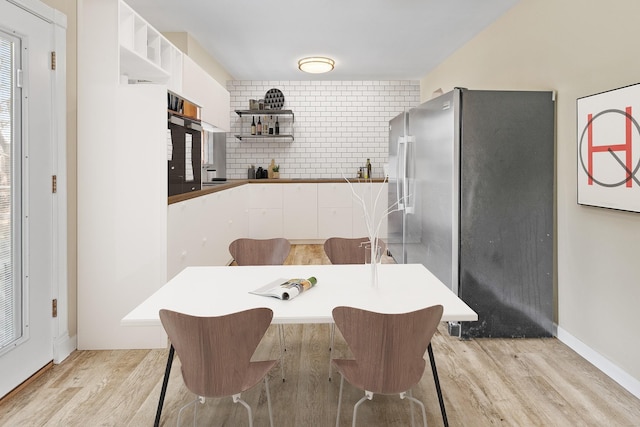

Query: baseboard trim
[557,326,640,399]
[53,333,76,364]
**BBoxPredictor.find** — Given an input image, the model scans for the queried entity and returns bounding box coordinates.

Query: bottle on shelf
[269,116,274,135]
[366,158,372,179]
[257,116,262,135]
[275,117,280,135]
[251,116,256,135]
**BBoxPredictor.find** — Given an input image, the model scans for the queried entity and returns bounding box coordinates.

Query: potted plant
[272,164,280,179]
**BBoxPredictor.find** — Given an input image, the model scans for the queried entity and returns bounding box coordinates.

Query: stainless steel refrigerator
[388,88,555,338]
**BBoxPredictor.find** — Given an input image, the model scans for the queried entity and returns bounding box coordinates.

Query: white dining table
[122,263,477,326]
[122,263,477,427]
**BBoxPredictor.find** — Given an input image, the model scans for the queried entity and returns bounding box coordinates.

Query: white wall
[420,0,640,395]
[226,81,420,179]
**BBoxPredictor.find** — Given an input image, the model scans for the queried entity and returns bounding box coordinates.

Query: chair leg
[279,324,287,352]
[176,396,199,427]
[352,391,373,427]
[264,376,274,427]
[232,393,253,427]
[328,323,335,380]
[330,322,335,350]
[335,374,345,427]
[278,324,286,382]
[402,390,428,427]
[193,397,199,427]
[408,390,416,427]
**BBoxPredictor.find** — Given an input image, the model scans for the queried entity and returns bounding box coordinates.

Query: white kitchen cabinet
[248,184,283,238]
[167,198,205,279]
[79,0,230,350]
[167,186,249,280]
[316,182,388,239]
[351,182,388,238]
[221,185,250,248]
[318,183,354,238]
[283,184,318,240]
[182,55,230,131]
[118,1,181,85]
[79,0,169,350]
[118,1,228,128]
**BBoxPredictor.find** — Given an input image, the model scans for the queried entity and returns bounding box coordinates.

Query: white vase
[369,239,381,290]
[370,259,379,290]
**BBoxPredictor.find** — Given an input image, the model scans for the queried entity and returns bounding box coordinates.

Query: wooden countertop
[168,178,387,205]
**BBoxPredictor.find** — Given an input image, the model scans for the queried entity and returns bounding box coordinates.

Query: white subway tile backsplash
[225,80,419,179]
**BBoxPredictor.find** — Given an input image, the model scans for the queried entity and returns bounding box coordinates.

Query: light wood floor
[1,245,639,426]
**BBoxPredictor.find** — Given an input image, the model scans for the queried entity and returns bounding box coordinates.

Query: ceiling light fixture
[298,57,335,74]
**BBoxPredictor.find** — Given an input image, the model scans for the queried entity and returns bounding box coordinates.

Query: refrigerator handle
[404,135,415,214]
[397,136,406,210]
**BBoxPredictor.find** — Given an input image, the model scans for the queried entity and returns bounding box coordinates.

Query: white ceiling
[125,0,521,81]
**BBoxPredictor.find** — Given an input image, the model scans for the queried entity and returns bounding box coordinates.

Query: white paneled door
[0,0,61,398]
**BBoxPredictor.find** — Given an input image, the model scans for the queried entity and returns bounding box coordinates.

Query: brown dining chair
[229,237,291,266]
[331,305,444,427]
[323,237,387,265]
[323,237,387,378]
[159,308,277,427]
[229,237,291,381]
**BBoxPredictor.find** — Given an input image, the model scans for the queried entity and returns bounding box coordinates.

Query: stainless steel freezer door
[406,90,458,291]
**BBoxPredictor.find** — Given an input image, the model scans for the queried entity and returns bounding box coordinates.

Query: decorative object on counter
[248,165,256,179]
[366,158,372,179]
[272,164,280,179]
[268,159,276,179]
[265,88,285,110]
[253,166,269,179]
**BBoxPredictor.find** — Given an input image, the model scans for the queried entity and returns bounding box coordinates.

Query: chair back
[229,238,291,265]
[159,307,273,397]
[332,305,443,394]
[323,237,386,264]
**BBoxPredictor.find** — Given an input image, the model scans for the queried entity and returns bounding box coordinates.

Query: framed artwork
[577,83,640,212]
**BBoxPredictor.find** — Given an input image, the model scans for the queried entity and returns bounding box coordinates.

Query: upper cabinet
[118,1,230,131]
[182,56,230,132]
[118,1,182,90]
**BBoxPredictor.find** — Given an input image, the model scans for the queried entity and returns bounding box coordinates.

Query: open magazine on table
[250,277,317,300]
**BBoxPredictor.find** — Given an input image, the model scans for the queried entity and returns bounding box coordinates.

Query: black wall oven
[168,114,202,196]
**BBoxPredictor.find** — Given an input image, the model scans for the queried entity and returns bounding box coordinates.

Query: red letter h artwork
[587,107,634,187]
